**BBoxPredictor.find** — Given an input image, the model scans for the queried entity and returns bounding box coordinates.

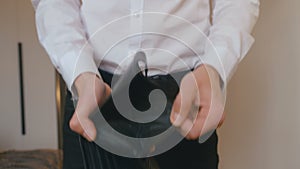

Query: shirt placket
[129,0,144,55]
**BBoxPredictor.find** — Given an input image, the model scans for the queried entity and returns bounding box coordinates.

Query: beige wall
[0,0,57,150]
[219,0,300,169]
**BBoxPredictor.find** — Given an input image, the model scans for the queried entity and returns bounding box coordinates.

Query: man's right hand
[69,72,111,141]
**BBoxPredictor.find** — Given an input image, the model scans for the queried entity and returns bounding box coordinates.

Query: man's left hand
[170,65,226,140]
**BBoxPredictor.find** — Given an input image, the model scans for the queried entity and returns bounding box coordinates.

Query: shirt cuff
[200,30,255,87]
[58,45,100,98]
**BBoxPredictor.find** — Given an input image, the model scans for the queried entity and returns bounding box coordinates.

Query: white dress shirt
[32,0,259,96]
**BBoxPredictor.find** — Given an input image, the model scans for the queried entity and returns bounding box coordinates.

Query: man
[32,0,259,168]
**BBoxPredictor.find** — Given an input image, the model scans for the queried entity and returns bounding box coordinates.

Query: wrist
[194,64,220,86]
[74,72,101,96]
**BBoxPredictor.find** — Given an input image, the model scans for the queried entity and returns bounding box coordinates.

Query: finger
[217,111,226,128]
[70,93,98,141]
[69,113,84,135]
[197,93,225,136]
[69,113,97,141]
[186,102,224,140]
[185,107,208,140]
[81,117,97,141]
[170,74,197,127]
[170,93,184,126]
[183,90,214,140]
[176,117,195,138]
[170,91,194,127]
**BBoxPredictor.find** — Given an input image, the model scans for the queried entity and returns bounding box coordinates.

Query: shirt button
[132,11,141,18]
[128,50,136,56]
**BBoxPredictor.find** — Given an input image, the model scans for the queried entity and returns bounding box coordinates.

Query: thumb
[170,74,197,127]
[70,73,110,142]
[70,92,99,141]
[170,92,183,126]
[70,111,97,142]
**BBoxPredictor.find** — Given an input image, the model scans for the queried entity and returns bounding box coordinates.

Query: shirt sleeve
[32,0,100,97]
[201,0,260,86]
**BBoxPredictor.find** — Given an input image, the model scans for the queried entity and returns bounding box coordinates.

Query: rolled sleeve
[58,44,100,98]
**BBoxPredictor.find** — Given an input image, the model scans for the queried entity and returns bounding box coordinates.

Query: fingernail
[172,113,182,126]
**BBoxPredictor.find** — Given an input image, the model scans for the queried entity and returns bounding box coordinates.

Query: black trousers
[63,70,219,169]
